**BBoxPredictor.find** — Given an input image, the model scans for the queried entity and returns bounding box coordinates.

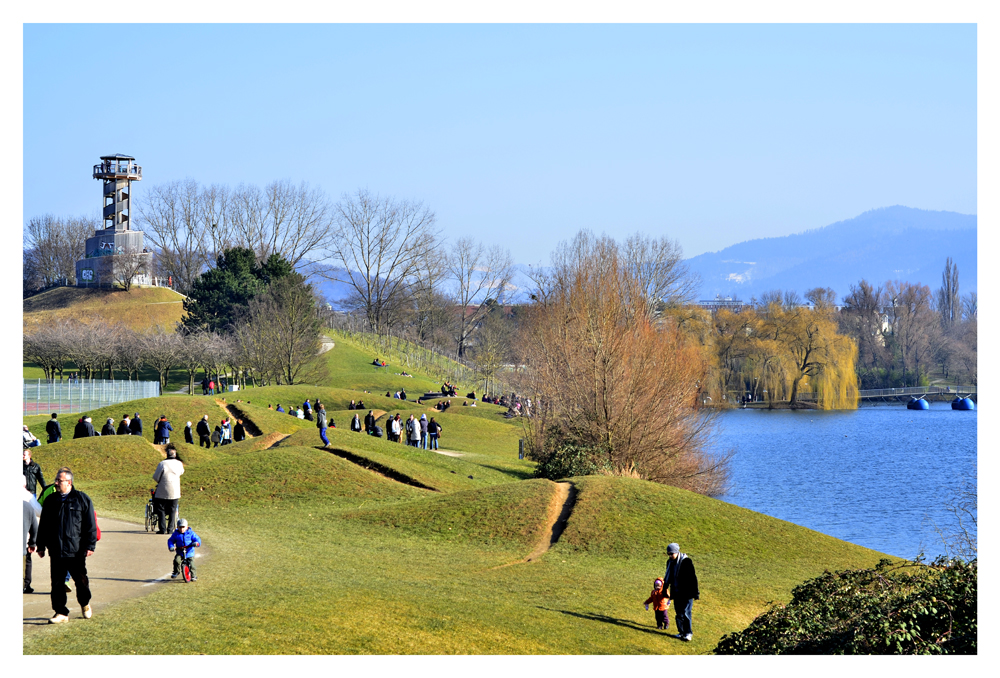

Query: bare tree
[470,304,513,397]
[261,180,334,268]
[23,320,76,380]
[516,230,725,492]
[885,280,935,385]
[936,256,960,329]
[141,326,184,391]
[61,321,110,380]
[446,238,514,358]
[116,326,146,381]
[839,280,888,386]
[244,274,326,384]
[176,330,210,394]
[320,188,437,335]
[621,232,698,310]
[111,248,150,291]
[23,214,99,291]
[136,179,210,294]
[201,332,235,389]
[961,291,977,321]
[409,247,452,349]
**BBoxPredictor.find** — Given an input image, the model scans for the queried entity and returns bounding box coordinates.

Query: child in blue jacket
[167,518,202,580]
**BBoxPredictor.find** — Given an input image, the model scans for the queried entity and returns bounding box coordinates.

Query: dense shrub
[714,557,976,654]
[533,442,609,480]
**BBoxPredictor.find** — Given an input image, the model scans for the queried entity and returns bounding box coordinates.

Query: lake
[711,402,977,559]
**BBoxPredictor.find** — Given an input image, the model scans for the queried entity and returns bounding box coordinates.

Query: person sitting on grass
[101,418,116,436]
[23,425,40,448]
[167,518,201,581]
[276,403,285,413]
[643,578,671,630]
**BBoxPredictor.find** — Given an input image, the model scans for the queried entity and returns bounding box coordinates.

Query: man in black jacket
[23,448,46,497]
[73,417,97,439]
[663,542,700,642]
[45,413,61,443]
[129,412,143,436]
[37,468,97,623]
[196,415,212,448]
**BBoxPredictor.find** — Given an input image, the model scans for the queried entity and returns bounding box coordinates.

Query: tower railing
[93,162,142,178]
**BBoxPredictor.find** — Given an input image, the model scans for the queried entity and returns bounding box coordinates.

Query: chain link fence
[23,378,161,416]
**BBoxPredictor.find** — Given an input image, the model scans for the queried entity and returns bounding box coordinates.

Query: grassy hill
[23,286,186,331]
[23,295,890,655]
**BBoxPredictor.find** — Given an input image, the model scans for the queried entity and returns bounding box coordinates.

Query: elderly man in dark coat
[663,542,700,642]
[37,468,98,623]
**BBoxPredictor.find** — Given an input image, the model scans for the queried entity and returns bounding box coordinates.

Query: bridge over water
[795,385,977,403]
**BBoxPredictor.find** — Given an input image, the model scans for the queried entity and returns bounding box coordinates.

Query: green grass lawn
[23,390,888,655]
[22,302,892,654]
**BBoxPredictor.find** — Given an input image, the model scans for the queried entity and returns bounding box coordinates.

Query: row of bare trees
[23,300,326,391]
[138,183,516,362]
[137,179,334,293]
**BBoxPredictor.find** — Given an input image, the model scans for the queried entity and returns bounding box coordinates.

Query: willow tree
[758,304,858,409]
[516,230,728,494]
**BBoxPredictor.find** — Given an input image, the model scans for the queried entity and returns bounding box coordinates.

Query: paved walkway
[23,517,208,632]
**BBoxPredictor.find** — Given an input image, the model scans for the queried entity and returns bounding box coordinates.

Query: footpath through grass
[24,323,890,654]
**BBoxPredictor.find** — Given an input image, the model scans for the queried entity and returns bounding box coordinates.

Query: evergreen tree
[182,247,293,332]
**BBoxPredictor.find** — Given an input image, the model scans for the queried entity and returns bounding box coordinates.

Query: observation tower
[76,154,152,287]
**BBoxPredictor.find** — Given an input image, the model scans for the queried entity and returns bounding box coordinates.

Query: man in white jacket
[152,444,185,534]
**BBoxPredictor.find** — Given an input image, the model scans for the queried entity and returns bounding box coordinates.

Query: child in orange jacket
[644,577,671,630]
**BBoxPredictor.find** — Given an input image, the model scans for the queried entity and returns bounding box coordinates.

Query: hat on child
[177,518,188,527]
[666,543,680,554]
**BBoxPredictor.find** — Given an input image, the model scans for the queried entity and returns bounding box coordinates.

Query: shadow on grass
[472,463,536,481]
[536,606,680,637]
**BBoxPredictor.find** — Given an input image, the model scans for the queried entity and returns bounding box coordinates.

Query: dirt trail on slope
[492,481,575,569]
[23,517,209,634]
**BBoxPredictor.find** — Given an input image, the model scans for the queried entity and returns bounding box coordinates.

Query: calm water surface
[711,403,977,559]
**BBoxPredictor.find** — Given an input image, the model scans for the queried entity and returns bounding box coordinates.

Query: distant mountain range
[301,206,977,307]
[685,206,977,303]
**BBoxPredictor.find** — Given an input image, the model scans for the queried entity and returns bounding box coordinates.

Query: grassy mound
[27,396,241,445]
[343,479,556,549]
[26,434,161,483]
[281,427,520,492]
[322,335,441,393]
[23,286,185,331]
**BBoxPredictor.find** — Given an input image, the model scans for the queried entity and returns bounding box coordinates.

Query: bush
[713,557,976,654]
[533,442,609,480]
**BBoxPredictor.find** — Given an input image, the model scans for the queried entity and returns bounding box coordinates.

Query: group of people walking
[193,415,246,448]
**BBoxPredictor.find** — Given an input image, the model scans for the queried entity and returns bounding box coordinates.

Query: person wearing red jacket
[643,578,671,630]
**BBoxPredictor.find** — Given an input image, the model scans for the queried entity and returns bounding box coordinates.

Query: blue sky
[22,23,976,265]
